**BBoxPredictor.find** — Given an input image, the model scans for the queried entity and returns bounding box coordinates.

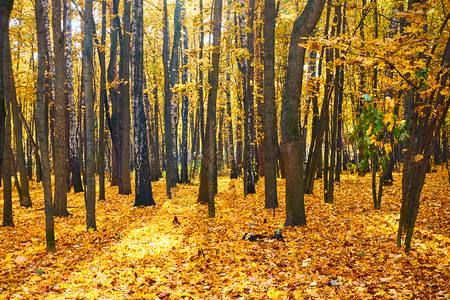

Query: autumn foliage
[1,170,449,298]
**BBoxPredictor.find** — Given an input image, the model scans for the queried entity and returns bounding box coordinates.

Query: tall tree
[52,0,70,216]
[1,0,14,226]
[197,0,223,217]
[118,0,132,195]
[64,0,83,193]
[180,26,190,183]
[236,0,256,195]
[132,0,155,206]
[281,0,325,226]
[4,11,31,208]
[97,0,107,200]
[107,0,121,187]
[83,0,96,231]
[326,2,343,204]
[35,0,56,251]
[198,0,205,149]
[262,0,278,209]
[397,37,450,252]
[162,0,183,198]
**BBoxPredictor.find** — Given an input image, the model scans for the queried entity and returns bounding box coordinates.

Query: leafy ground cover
[1,169,449,299]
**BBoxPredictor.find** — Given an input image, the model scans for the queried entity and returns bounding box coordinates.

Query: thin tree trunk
[198,0,223,217]
[1,1,13,226]
[397,37,450,252]
[34,0,56,251]
[108,0,121,187]
[180,26,190,183]
[52,0,69,217]
[118,0,132,195]
[83,0,96,231]
[97,0,107,200]
[263,0,278,209]
[64,0,83,193]
[3,25,31,208]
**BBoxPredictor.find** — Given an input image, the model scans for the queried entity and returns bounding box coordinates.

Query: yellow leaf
[267,288,288,299]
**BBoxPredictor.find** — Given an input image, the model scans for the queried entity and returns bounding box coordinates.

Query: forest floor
[0,169,449,299]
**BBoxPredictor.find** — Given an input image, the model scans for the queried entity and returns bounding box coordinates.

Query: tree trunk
[281,0,325,226]
[305,0,331,194]
[52,0,70,217]
[64,0,83,194]
[35,0,56,251]
[3,24,31,208]
[132,0,155,206]
[97,0,107,200]
[397,37,450,252]
[198,0,205,150]
[152,85,162,179]
[108,0,121,187]
[1,0,13,226]
[118,0,132,195]
[83,0,96,231]
[198,0,223,217]
[180,26,190,183]
[162,0,180,198]
[262,0,278,209]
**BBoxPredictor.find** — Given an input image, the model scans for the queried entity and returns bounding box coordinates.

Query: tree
[34,0,56,251]
[107,0,121,187]
[281,0,325,226]
[118,0,132,195]
[162,0,182,198]
[97,0,107,200]
[198,0,223,217]
[52,0,70,217]
[3,7,31,208]
[262,0,278,209]
[83,0,96,231]
[1,0,14,226]
[180,26,190,184]
[132,0,155,206]
[397,37,450,252]
[65,0,83,193]
[236,0,257,195]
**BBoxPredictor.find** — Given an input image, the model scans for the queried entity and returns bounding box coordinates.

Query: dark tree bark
[281,0,325,226]
[52,0,70,217]
[64,0,83,194]
[1,0,14,226]
[118,0,132,195]
[334,2,345,184]
[3,21,31,208]
[217,107,225,172]
[162,0,181,198]
[151,84,162,180]
[97,0,107,200]
[18,106,42,185]
[35,0,56,251]
[83,0,96,231]
[197,0,223,217]
[143,78,159,181]
[397,37,450,252]
[326,3,343,204]
[198,0,205,149]
[263,0,278,209]
[180,26,190,183]
[237,0,256,195]
[132,0,155,206]
[225,67,238,179]
[107,0,121,187]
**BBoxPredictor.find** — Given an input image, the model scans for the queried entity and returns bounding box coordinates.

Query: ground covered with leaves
[1,169,449,299]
